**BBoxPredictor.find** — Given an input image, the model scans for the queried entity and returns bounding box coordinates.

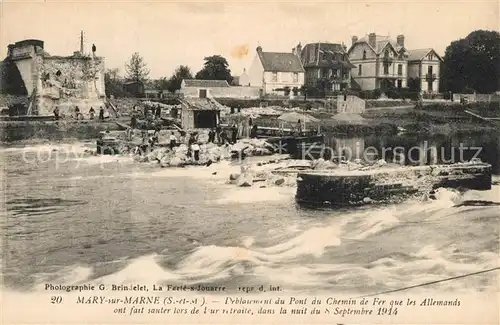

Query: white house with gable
[248,45,305,95]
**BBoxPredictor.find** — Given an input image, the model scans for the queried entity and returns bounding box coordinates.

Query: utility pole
[80,31,84,54]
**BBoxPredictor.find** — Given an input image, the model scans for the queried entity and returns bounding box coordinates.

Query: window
[271,72,278,82]
[397,64,403,75]
[397,80,402,88]
[384,63,389,74]
[293,72,298,82]
[384,49,389,58]
[199,89,207,98]
[428,65,433,75]
[428,53,434,60]
[310,50,316,62]
[358,65,362,76]
[362,50,366,60]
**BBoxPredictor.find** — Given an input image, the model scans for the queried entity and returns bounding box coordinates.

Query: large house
[248,45,305,96]
[407,48,442,93]
[348,33,409,91]
[298,42,355,93]
[348,33,442,93]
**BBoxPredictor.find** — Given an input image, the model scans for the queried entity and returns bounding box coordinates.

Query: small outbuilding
[180,79,230,98]
[179,97,222,130]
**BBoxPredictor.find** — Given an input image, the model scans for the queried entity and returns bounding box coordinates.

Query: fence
[453,93,500,103]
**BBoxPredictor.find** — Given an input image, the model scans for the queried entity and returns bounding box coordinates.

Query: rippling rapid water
[1,142,499,296]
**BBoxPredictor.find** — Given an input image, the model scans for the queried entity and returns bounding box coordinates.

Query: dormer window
[384,49,389,58]
[362,50,366,60]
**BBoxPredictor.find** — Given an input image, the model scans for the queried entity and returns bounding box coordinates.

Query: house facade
[248,46,305,96]
[180,79,230,98]
[298,42,354,93]
[348,33,442,94]
[348,33,409,91]
[407,49,442,93]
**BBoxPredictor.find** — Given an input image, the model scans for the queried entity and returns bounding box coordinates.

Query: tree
[166,65,193,93]
[104,68,129,98]
[195,55,233,83]
[441,30,500,93]
[125,52,150,83]
[155,77,170,91]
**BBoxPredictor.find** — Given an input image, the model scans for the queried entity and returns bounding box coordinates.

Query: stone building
[298,42,355,94]
[348,33,442,94]
[348,33,409,91]
[180,79,230,98]
[178,97,222,130]
[1,38,106,116]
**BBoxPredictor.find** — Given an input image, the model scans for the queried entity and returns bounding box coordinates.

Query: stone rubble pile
[228,165,298,188]
[227,158,315,188]
[133,138,276,167]
[239,106,283,116]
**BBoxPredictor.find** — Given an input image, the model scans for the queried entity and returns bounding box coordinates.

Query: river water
[1,133,499,297]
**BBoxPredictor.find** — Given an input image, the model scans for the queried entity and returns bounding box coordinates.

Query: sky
[1,0,498,79]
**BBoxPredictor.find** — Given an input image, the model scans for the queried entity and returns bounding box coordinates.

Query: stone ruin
[1,38,106,117]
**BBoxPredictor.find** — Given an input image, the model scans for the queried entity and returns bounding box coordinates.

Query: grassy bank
[362,103,499,134]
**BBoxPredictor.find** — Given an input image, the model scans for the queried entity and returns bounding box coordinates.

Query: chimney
[351,36,358,46]
[296,42,302,56]
[256,45,262,53]
[368,33,376,48]
[397,34,405,47]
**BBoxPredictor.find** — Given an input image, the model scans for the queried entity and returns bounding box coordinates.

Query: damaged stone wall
[36,56,106,116]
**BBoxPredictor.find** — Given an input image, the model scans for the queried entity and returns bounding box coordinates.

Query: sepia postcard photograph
[0,0,499,324]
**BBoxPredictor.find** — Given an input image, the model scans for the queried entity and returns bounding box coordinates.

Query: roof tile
[258,52,304,72]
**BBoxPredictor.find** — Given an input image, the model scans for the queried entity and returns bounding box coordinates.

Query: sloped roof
[407,48,442,61]
[301,43,354,68]
[355,35,402,54]
[258,52,305,72]
[179,97,223,111]
[183,79,230,88]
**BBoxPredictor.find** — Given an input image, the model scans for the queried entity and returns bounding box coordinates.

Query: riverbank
[1,102,498,144]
